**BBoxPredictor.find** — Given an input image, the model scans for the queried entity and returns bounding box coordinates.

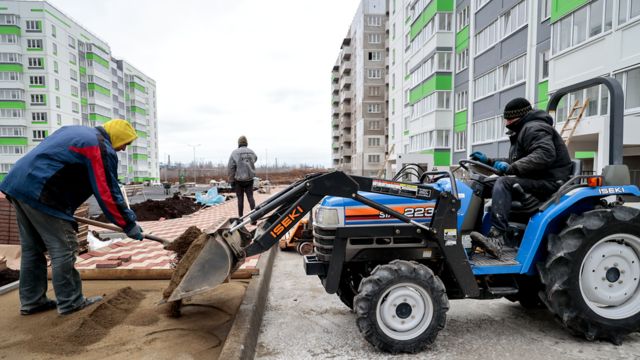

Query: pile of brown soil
[95,194,199,222]
[164,226,203,261]
[32,287,145,355]
[0,268,19,287]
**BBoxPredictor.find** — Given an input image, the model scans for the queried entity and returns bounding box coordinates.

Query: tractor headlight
[315,206,339,227]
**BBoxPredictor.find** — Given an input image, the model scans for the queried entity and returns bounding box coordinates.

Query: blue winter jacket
[0,126,137,232]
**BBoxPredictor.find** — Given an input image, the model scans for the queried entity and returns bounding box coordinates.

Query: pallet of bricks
[0,194,89,254]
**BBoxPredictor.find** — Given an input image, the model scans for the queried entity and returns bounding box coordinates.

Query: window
[0,89,23,100]
[368,33,381,44]
[30,94,46,105]
[54,61,58,73]
[542,0,552,20]
[25,20,41,32]
[552,0,613,54]
[455,90,468,111]
[0,145,25,155]
[539,50,550,80]
[368,137,381,147]
[476,0,491,10]
[457,6,469,31]
[52,43,57,55]
[0,163,13,172]
[72,102,79,113]
[585,86,600,116]
[367,69,382,79]
[625,68,640,109]
[54,78,59,90]
[51,24,56,38]
[32,112,47,122]
[572,7,588,45]
[68,35,76,48]
[0,127,25,137]
[454,131,467,151]
[367,16,382,26]
[590,0,604,36]
[57,114,62,126]
[456,48,469,72]
[0,34,17,44]
[368,103,382,113]
[476,0,527,55]
[411,91,451,119]
[28,57,44,69]
[369,120,381,130]
[368,155,381,163]
[409,130,450,151]
[69,52,77,64]
[472,116,506,144]
[500,55,526,88]
[29,75,45,86]
[55,96,60,108]
[0,14,17,25]
[70,69,78,81]
[27,39,43,50]
[0,53,20,63]
[0,72,21,81]
[0,109,23,118]
[474,55,525,99]
[71,85,79,97]
[369,86,380,96]
[368,51,382,61]
[437,12,452,31]
[32,130,46,140]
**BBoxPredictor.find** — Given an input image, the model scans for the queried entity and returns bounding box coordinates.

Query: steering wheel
[458,159,504,176]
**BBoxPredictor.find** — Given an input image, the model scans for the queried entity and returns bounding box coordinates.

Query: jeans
[484,176,559,232]
[235,180,255,217]
[11,199,84,314]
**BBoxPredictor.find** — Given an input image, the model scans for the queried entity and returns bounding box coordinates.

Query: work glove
[493,161,510,174]
[470,151,488,164]
[126,224,144,240]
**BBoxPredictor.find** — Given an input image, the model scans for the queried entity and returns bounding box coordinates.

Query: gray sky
[47,0,362,167]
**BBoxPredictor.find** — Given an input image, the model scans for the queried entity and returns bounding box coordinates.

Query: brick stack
[0,193,20,245]
[75,203,89,254]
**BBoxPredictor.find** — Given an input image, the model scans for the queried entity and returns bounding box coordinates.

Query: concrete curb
[219,245,277,360]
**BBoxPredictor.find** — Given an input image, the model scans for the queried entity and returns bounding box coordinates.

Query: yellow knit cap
[102,119,138,149]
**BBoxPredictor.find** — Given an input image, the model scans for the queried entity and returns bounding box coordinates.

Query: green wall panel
[0,101,25,109]
[0,137,27,145]
[537,80,549,110]
[136,130,147,138]
[551,0,588,23]
[89,113,110,123]
[0,25,20,35]
[86,52,109,68]
[575,151,596,159]
[132,153,148,161]
[410,0,454,41]
[419,149,451,166]
[88,82,111,96]
[0,63,23,72]
[409,74,452,105]
[455,26,469,53]
[454,110,467,132]
[130,106,146,115]
[129,81,146,93]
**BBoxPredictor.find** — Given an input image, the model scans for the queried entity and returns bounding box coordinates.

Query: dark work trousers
[484,176,559,232]
[235,180,256,217]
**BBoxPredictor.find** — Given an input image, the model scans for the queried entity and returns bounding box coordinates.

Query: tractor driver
[469,98,573,259]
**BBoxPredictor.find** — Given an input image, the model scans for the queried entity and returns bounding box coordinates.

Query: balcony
[332,129,340,137]
[339,102,351,114]
[340,118,351,129]
[332,95,339,106]
[340,90,352,103]
[339,75,352,90]
[342,148,353,156]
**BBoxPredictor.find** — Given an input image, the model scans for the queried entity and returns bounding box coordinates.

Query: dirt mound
[0,268,19,287]
[164,226,202,261]
[33,287,145,355]
[96,194,199,222]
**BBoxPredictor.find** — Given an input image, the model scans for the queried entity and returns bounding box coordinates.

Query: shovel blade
[167,233,236,302]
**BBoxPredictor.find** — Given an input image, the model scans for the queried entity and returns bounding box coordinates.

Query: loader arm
[229,170,479,297]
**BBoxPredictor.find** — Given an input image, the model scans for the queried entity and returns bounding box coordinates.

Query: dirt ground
[0,279,247,359]
[94,194,200,222]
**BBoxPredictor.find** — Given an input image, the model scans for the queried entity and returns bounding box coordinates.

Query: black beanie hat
[503,98,532,120]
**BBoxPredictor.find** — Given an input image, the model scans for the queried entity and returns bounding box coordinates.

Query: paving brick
[95,260,122,268]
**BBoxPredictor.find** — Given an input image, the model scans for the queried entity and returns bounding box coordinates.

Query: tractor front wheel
[354,260,448,353]
[539,206,640,344]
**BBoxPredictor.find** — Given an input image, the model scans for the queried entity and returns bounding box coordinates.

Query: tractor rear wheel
[539,206,640,344]
[354,260,448,353]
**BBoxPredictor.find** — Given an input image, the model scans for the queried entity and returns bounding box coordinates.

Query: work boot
[470,227,506,259]
[20,299,57,316]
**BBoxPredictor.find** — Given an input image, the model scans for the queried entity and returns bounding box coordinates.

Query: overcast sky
[47,0,362,167]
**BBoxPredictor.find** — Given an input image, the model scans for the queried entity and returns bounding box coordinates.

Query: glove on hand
[470,151,488,164]
[126,224,144,241]
[493,161,510,174]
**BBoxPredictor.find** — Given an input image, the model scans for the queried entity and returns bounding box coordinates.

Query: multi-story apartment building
[331,0,389,177]
[383,0,640,179]
[0,1,158,183]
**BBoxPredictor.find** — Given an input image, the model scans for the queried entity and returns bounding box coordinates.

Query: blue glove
[126,224,144,240]
[470,151,488,164]
[493,161,510,173]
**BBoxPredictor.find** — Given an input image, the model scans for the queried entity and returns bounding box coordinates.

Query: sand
[0,279,248,359]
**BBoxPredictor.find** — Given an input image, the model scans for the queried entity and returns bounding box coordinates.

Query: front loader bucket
[166,219,247,302]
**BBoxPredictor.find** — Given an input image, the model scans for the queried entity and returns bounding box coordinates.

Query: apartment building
[331,0,389,177]
[0,1,158,183]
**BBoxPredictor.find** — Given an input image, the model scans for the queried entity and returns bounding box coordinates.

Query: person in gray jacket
[228,135,258,218]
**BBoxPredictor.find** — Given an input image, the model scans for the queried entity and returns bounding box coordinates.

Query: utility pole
[265,149,269,182]
[187,144,201,184]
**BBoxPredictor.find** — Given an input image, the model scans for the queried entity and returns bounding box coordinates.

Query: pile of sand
[164,226,203,262]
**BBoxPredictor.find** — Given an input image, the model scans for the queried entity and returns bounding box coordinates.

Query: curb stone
[219,245,277,359]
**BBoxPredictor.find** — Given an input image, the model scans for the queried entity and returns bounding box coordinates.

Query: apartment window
[476,0,491,10]
[0,89,23,100]
[367,16,382,26]
[70,69,78,81]
[0,14,17,25]
[454,131,467,151]
[367,69,382,79]
[392,98,396,115]
[411,91,451,119]
[369,86,380,96]
[28,57,44,69]
[55,96,60,109]
[0,127,25,137]
[539,50,550,80]
[392,48,396,65]
[69,52,77,64]
[392,22,396,39]
[472,116,506,144]
[456,6,469,31]
[31,94,46,105]
[475,55,525,99]
[71,85,79,97]
[368,103,382,113]
[0,72,20,81]
[368,33,381,44]
[368,51,382,61]
[52,43,57,55]
[500,55,526,88]
[25,20,41,32]
[455,90,468,111]
[585,86,600,116]
[29,75,45,86]
[619,0,640,25]
[476,0,527,55]
[456,48,469,72]
[32,130,46,140]
[0,163,13,172]
[0,145,25,154]
[552,0,613,54]
[51,24,56,38]
[409,130,450,151]
[0,109,23,118]
[0,34,17,44]
[368,137,381,147]
[369,120,381,130]
[542,0,552,20]
[438,12,452,31]
[53,61,58,73]
[32,112,47,122]
[68,35,76,49]
[57,113,62,125]
[368,155,381,163]
[0,53,20,63]
[27,39,43,50]
[72,102,79,113]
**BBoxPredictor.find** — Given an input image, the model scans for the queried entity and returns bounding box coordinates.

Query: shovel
[74,216,171,246]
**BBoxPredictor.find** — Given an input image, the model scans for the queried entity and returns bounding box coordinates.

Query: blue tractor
[200,77,639,353]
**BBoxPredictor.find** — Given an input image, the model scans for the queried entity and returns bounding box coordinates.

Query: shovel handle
[74,216,171,246]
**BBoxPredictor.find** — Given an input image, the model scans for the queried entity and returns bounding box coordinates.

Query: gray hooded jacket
[228,146,257,182]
